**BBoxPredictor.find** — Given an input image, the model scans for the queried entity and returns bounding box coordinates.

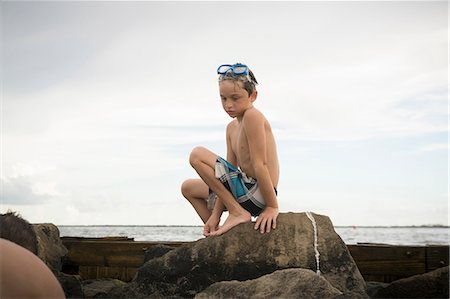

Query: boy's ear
[250,90,258,102]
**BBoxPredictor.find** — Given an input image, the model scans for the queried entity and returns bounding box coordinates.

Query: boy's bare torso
[228,107,280,188]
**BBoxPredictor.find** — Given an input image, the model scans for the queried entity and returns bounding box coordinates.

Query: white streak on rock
[306,211,321,275]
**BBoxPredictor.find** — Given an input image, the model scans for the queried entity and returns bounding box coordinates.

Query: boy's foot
[209,212,251,236]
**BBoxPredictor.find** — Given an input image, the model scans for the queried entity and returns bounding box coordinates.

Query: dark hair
[219,67,258,96]
[0,211,38,254]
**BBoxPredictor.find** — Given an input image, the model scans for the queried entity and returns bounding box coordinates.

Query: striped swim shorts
[207,156,277,216]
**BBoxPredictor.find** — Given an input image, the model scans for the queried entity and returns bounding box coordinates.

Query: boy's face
[219,80,256,119]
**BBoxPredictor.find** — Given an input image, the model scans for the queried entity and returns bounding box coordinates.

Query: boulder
[33,223,68,272]
[33,224,83,298]
[371,266,449,298]
[130,212,367,298]
[195,268,343,299]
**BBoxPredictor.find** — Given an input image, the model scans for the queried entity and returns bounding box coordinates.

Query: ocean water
[58,225,449,245]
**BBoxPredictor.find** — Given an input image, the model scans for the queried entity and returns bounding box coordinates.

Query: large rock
[33,223,68,272]
[129,212,367,298]
[195,268,343,299]
[33,224,83,298]
[371,266,449,298]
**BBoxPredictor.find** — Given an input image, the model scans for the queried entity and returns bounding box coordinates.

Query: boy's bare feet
[209,211,252,236]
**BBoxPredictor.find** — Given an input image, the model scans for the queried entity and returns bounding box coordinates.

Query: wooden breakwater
[61,237,449,283]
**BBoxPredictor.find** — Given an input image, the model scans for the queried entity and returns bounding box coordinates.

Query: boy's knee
[181,180,192,198]
[189,146,207,167]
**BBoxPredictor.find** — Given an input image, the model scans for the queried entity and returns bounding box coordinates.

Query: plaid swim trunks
[207,156,277,216]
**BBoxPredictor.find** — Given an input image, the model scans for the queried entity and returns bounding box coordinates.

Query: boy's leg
[181,179,210,223]
[189,146,251,235]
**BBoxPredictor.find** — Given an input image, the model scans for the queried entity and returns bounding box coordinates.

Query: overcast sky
[1,1,448,226]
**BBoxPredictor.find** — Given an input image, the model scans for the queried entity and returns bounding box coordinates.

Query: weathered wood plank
[62,239,186,267]
[347,244,427,281]
[64,241,146,267]
[347,244,426,262]
[426,245,449,271]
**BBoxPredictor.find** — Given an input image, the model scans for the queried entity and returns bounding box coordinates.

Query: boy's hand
[203,215,220,237]
[254,207,279,234]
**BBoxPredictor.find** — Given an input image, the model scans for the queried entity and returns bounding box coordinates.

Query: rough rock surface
[144,244,177,263]
[371,266,449,298]
[32,223,83,298]
[33,223,68,272]
[195,268,343,299]
[126,212,367,298]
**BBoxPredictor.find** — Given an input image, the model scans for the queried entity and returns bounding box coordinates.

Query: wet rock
[132,212,368,298]
[371,266,449,298]
[195,268,343,299]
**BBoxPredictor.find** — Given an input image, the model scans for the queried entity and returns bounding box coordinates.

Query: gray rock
[195,268,343,299]
[132,212,367,298]
[371,266,449,298]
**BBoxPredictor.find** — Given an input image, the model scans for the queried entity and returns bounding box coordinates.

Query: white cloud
[1,176,53,205]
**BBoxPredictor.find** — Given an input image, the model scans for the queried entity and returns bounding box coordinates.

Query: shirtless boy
[181,63,280,236]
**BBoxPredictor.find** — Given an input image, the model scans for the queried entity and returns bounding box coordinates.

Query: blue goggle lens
[232,65,248,74]
[217,64,233,74]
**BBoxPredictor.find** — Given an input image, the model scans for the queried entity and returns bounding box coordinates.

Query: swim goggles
[217,63,257,84]
[217,63,249,76]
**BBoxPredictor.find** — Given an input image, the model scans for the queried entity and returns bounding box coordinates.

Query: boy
[181,63,279,236]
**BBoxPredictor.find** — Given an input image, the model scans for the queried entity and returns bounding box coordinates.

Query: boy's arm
[243,110,279,233]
